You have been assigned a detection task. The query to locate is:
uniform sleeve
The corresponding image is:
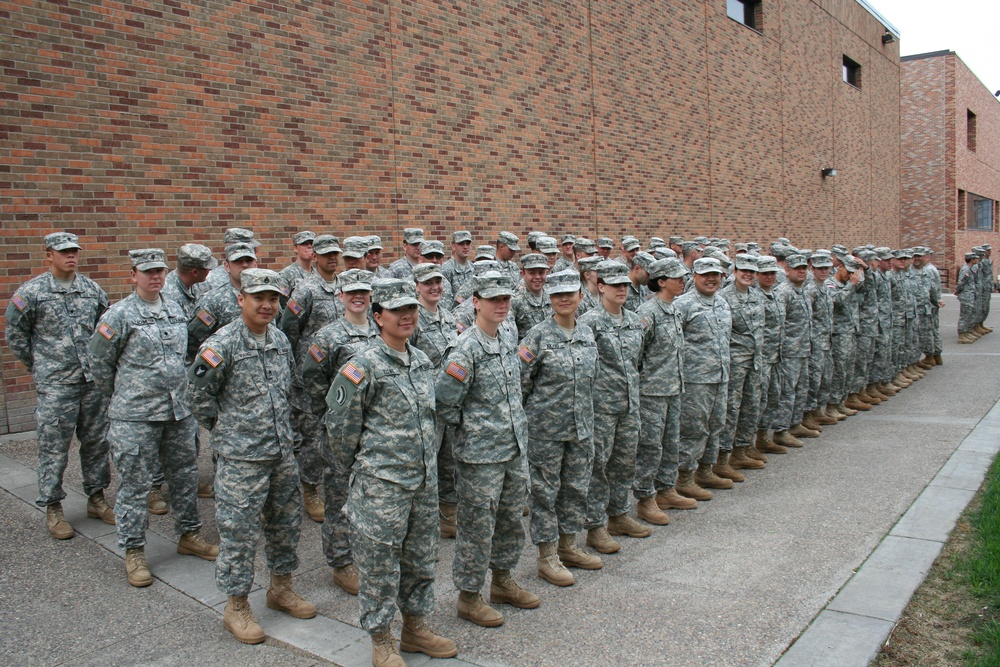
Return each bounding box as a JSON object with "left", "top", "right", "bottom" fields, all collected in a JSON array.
[
  {"left": 187, "top": 301, "right": 220, "bottom": 359},
  {"left": 279, "top": 288, "right": 310, "bottom": 351},
  {"left": 325, "top": 359, "right": 371, "bottom": 471},
  {"left": 4, "top": 291, "right": 35, "bottom": 371},
  {"left": 95, "top": 286, "right": 110, "bottom": 325},
  {"left": 518, "top": 331, "right": 539, "bottom": 402},
  {"left": 87, "top": 310, "right": 127, "bottom": 395},
  {"left": 435, "top": 344, "right": 473, "bottom": 425},
  {"left": 300, "top": 336, "right": 336, "bottom": 415},
  {"left": 186, "top": 340, "right": 229, "bottom": 431}
]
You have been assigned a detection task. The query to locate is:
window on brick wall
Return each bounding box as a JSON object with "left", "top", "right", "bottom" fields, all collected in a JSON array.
[
  {"left": 727, "top": 0, "right": 762, "bottom": 31},
  {"left": 968, "top": 192, "right": 994, "bottom": 231},
  {"left": 843, "top": 56, "right": 861, "bottom": 88},
  {"left": 968, "top": 109, "right": 977, "bottom": 152}
]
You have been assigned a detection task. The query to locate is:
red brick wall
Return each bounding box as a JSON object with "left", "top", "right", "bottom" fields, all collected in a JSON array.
[{"left": 0, "top": 0, "right": 901, "bottom": 433}]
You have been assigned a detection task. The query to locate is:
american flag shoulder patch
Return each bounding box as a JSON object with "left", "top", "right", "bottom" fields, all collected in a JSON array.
[
  {"left": 196, "top": 310, "right": 215, "bottom": 327},
  {"left": 445, "top": 361, "right": 468, "bottom": 382},
  {"left": 308, "top": 343, "right": 326, "bottom": 363},
  {"left": 518, "top": 345, "right": 535, "bottom": 363},
  {"left": 200, "top": 347, "right": 223, "bottom": 368},
  {"left": 11, "top": 293, "right": 27, "bottom": 311},
  {"left": 97, "top": 322, "right": 116, "bottom": 340},
  {"left": 341, "top": 363, "right": 365, "bottom": 385},
  {"left": 456, "top": 322, "right": 466, "bottom": 333},
  {"left": 287, "top": 300, "right": 303, "bottom": 316}
]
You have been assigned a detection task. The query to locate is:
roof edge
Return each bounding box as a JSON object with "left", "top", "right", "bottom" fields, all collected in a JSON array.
[
  {"left": 900, "top": 50, "right": 955, "bottom": 63},
  {"left": 855, "top": 0, "right": 900, "bottom": 37}
]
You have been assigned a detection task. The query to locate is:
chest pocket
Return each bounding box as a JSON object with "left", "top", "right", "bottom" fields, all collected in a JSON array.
[{"left": 574, "top": 340, "right": 598, "bottom": 381}]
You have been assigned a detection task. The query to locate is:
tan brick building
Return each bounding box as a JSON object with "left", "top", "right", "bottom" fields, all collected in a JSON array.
[
  {"left": 0, "top": 0, "right": 902, "bottom": 433},
  {"left": 900, "top": 50, "right": 1000, "bottom": 287}
]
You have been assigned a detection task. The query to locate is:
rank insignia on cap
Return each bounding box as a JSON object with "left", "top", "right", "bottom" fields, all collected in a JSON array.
[
  {"left": 518, "top": 345, "right": 535, "bottom": 363},
  {"left": 308, "top": 343, "right": 326, "bottom": 363},
  {"left": 196, "top": 310, "right": 215, "bottom": 327},
  {"left": 341, "top": 363, "right": 365, "bottom": 385},
  {"left": 201, "top": 347, "right": 223, "bottom": 368},
  {"left": 97, "top": 322, "right": 116, "bottom": 340},
  {"left": 11, "top": 294, "right": 27, "bottom": 311},
  {"left": 287, "top": 300, "right": 303, "bottom": 316},
  {"left": 445, "top": 361, "right": 468, "bottom": 382}
]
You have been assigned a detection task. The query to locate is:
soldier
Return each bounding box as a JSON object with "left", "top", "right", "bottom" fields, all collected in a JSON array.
[
  {"left": 519, "top": 269, "right": 600, "bottom": 585},
  {"left": 619, "top": 236, "right": 641, "bottom": 269},
  {"left": 956, "top": 251, "right": 980, "bottom": 343},
  {"left": 574, "top": 238, "right": 598, "bottom": 260},
  {"left": 188, "top": 268, "right": 316, "bottom": 645},
  {"left": 441, "top": 230, "right": 474, "bottom": 309},
  {"left": 577, "top": 256, "right": 603, "bottom": 315},
  {"left": 890, "top": 249, "right": 920, "bottom": 382},
  {"left": 579, "top": 261, "right": 649, "bottom": 549},
  {"left": 278, "top": 231, "right": 316, "bottom": 297},
  {"left": 771, "top": 254, "right": 813, "bottom": 448},
  {"left": 495, "top": 232, "right": 522, "bottom": 288},
  {"left": 512, "top": 253, "right": 552, "bottom": 339},
  {"left": 916, "top": 246, "right": 945, "bottom": 364},
  {"left": 624, "top": 251, "right": 654, "bottom": 312},
  {"left": 418, "top": 240, "right": 454, "bottom": 306},
  {"left": 326, "top": 278, "right": 457, "bottom": 666},
  {"left": 204, "top": 228, "right": 261, "bottom": 291},
  {"left": 668, "top": 236, "right": 684, "bottom": 256},
  {"left": 827, "top": 255, "right": 868, "bottom": 414},
  {"left": 536, "top": 235, "right": 561, "bottom": 269},
  {"left": 385, "top": 228, "right": 424, "bottom": 280},
  {"left": 436, "top": 271, "right": 539, "bottom": 627},
  {"left": 804, "top": 252, "right": 836, "bottom": 426},
  {"left": 852, "top": 249, "right": 886, "bottom": 403},
  {"left": 869, "top": 247, "right": 898, "bottom": 398},
  {"left": 754, "top": 256, "right": 788, "bottom": 456},
  {"left": 88, "top": 248, "right": 218, "bottom": 587},
  {"left": 553, "top": 234, "right": 576, "bottom": 272},
  {"left": 596, "top": 237, "right": 614, "bottom": 260},
  {"left": 5, "top": 231, "right": 113, "bottom": 539},
  {"left": 365, "top": 235, "right": 384, "bottom": 276},
  {"left": 979, "top": 244, "right": 994, "bottom": 334},
  {"left": 341, "top": 236, "right": 369, "bottom": 271},
  {"left": 187, "top": 242, "right": 258, "bottom": 359}
]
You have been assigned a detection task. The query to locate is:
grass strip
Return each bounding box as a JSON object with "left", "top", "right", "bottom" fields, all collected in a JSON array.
[{"left": 961, "top": 455, "right": 1000, "bottom": 666}]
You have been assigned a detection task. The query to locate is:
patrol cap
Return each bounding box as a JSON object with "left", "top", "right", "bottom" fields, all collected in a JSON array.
[
  {"left": 578, "top": 256, "right": 603, "bottom": 272},
  {"left": 693, "top": 236, "right": 709, "bottom": 244},
  {"left": 831, "top": 244, "right": 848, "bottom": 256},
  {"left": 622, "top": 236, "right": 641, "bottom": 251},
  {"left": 810, "top": 254, "right": 833, "bottom": 268},
  {"left": 681, "top": 241, "right": 701, "bottom": 253},
  {"left": 293, "top": 231, "right": 316, "bottom": 245},
  {"left": 474, "top": 245, "right": 496, "bottom": 260},
  {"left": 372, "top": 278, "right": 419, "bottom": 309},
  {"left": 668, "top": 236, "right": 685, "bottom": 246},
  {"left": 452, "top": 230, "right": 473, "bottom": 243},
  {"left": 597, "top": 237, "right": 615, "bottom": 249},
  {"left": 419, "top": 240, "right": 445, "bottom": 257},
  {"left": 472, "top": 259, "right": 504, "bottom": 274},
  {"left": 776, "top": 237, "right": 791, "bottom": 245},
  {"left": 897, "top": 248, "right": 914, "bottom": 258},
  {"left": 746, "top": 242, "right": 761, "bottom": 252},
  {"left": 341, "top": 236, "right": 369, "bottom": 258},
  {"left": 224, "top": 227, "right": 261, "bottom": 247},
  {"left": 734, "top": 254, "right": 758, "bottom": 272},
  {"left": 596, "top": 260, "right": 631, "bottom": 285},
  {"left": 561, "top": 234, "right": 576, "bottom": 245},
  {"left": 366, "top": 235, "right": 383, "bottom": 251},
  {"left": 785, "top": 254, "right": 808, "bottom": 268},
  {"left": 875, "top": 247, "right": 893, "bottom": 260},
  {"left": 177, "top": 243, "right": 217, "bottom": 270},
  {"left": 982, "top": 244, "right": 992, "bottom": 251},
  {"left": 412, "top": 262, "right": 444, "bottom": 283},
  {"left": 575, "top": 238, "right": 597, "bottom": 254},
  {"left": 770, "top": 244, "right": 791, "bottom": 259},
  {"left": 521, "top": 253, "right": 549, "bottom": 270},
  {"left": 734, "top": 243, "right": 749, "bottom": 253},
  {"left": 240, "top": 268, "right": 285, "bottom": 294},
  {"left": 756, "top": 256, "right": 779, "bottom": 273},
  {"left": 313, "top": 235, "right": 341, "bottom": 255},
  {"left": 857, "top": 249, "right": 877, "bottom": 263},
  {"left": 474, "top": 271, "right": 515, "bottom": 299},
  {"left": 692, "top": 257, "right": 723, "bottom": 274},
  {"left": 44, "top": 232, "right": 81, "bottom": 251},
  {"left": 648, "top": 237, "right": 666, "bottom": 249},
  {"left": 129, "top": 248, "right": 168, "bottom": 271},
  {"left": 536, "top": 236, "right": 560, "bottom": 254},
  {"left": 525, "top": 231, "right": 543, "bottom": 245},
  {"left": 966, "top": 251, "right": 979, "bottom": 261},
  {"left": 497, "top": 231, "right": 520, "bottom": 251},
  {"left": 648, "top": 257, "right": 689, "bottom": 281},
  {"left": 338, "top": 269, "right": 374, "bottom": 292},
  {"left": 225, "top": 242, "right": 257, "bottom": 262},
  {"left": 632, "top": 251, "right": 655, "bottom": 271},
  {"left": 842, "top": 255, "right": 860, "bottom": 271},
  {"left": 910, "top": 246, "right": 927, "bottom": 257},
  {"left": 403, "top": 228, "right": 424, "bottom": 245},
  {"left": 544, "top": 268, "right": 582, "bottom": 295},
  {"left": 652, "top": 247, "right": 678, "bottom": 259}
]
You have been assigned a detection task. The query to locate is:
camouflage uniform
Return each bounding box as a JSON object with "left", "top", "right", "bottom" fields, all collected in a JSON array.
[
  {"left": 187, "top": 317, "right": 302, "bottom": 597},
  {"left": 519, "top": 318, "right": 598, "bottom": 544},
  {"left": 326, "top": 337, "right": 439, "bottom": 635},
  {"left": 980, "top": 254, "right": 993, "bottom": 325},
  {"left": 187, "top": 282, "right": 242, "bottom": 359},
  {"left": 921, "top": 261, "right": 943, "bottom": 356},
  {"left": 806, "top": 274, "right": 833, "bottom": 412},
  {"left": 890, "top": 267, "right": 916, "bottom": 370},
  {"left": 436, "top": 324, "right": 528, "bottom": 593},
  {"left": 5, "top": 270, "right": 111, "bottom": 508},
  {"left": 756, "top": 280, "right": 786, "bottom": 430},
  {"left": 852, "top": 268, "right": 879, "bottom": 393},
  {"left": 512, "top": 290, "right": 552, "bottom": 341},
  {"left": 624, "top": 282, "right": 651, "bottom": 313},
  {"left": 161, "top": 270, "right": 200, "bottom": 320},
  {"left": 89, "top": 292, "right": 201, "bottom": 550},
  {"left": 904, "top": 268, "right": 924, "bottom": 365},
  {"left": 674, "top": 289, "right": 731, "bottom": 469},
  {"left": 872, "top": 266, "right": 895, "bottom": 384},
  {"left": 718, "top": 283, "right": 764, "bottom": 451},
  {"left": 384, "top": 256, "right": 419, "bottom": 280},
  {"left": 772, "top": 280, "right": 812, "bottom": 431},
  {"left": 278, "top": 262, "right": 312, "bottom": 300},
  {"left": 825, "top": 275, "right": 858, "bottom": 405},
  {"left": 956, "top": 263, "right": 977, "bottom": 335},
  {"left": 441, "top": 258, "right": 474, "bottom": 310}
]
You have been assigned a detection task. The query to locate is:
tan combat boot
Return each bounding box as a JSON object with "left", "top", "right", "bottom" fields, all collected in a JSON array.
[
  {"left": 457, "top": 591, "right": 504, "bottom": 627},
  {"left": 656, "top": 487, "right": 698, "bottom": 509},
  {"left": 837, "top": 403, "right": 858, "bottom": 417},
  {"left": 695, "top": 462, "right": 734, "bottom": 489},
  {"left": 607, "top": 512, "right": 654, "bottom": 537},
  {"left": 756, "top": 430, "right": 786, "bottom": 455},
  {"left": 333, "top": 563, "right": 359, "bottom": 595},
  {"left": 712, "top": 452, "right": 744, "bottom": 482},
  {"left": 789, "top": 423, "right": 820, "bottom": 438},
  {"left": 917, "top": 356, "right": 935, "bottom": 370},
  {"left": 197, "top": 481, "right": 214, "bottom": 498},
  {"left": 85, "top": 490, "right": 116, "bottom": 524},
  {"left": 439, "top": 502, "right": 457, "bottom": 539},
  {"left": 302, "top": 482, "right": 324, "bottom": 523},
  {"left": 772, "top": 430, "right": 804, "bottom": 448},
  {"left": 636, "top": 496, "right": 671, "bottom": 525},
  {"left": 825, "top": 404, "right": 847, "bottom": 421},
  {"left": 844, "top": 394, "right": 871, "bottom": 411},
  {"left": 557, "top": 533, "right": 603, "bottom": 570},
  {"left": 125, "top": 547, "right": 152, "bottom": 587},
  {"left": 223, "top": 595, "right": 265, "bottom": 644},
  {"left": 266, "top": 572, "right": 317, "bottom": 618},
  {"left": 862, "top": 385, "right": 883, "bottom": 404},
  {"left": 46, "top": 503, "right": 74, "bottom": 540},
  {"left": 371, "top": 630, "right": 405, "bottom": 667},
  {"left": 731, "top": 446, "right": 765, "bottom": 470},
  {"left": 402, "top": 615, "right": 459, "bottom": 656},
  {"left": 537, "top": 542, "right": 574, "bottom": 586},
  {"left": 747, "top": 434, "right": 769, "bottom": 462},
  {"left": 177, "top": 529, "right": 219, "bottom": 561},
  {"left": 958, "top": 333, "right": 975, "bottom": 344},
  {"left": 813, "top": 408, "right": 839, "bottom": 425},
  {"left": 934, "top": 354, "right": 943, "bottom": 365},
  {"left": 675, "top": 469, "right": 713, "bottom": 500},
  {"left": 490, "top": 569, "right": 541, "bottom": 609},
  {"left": 586, "top": 526, "right": 622, "bottom": 553},
  {"left": 147, "top": 485, "right": 168, "bottom": 515},
  {"left": 800, "top": 411, "right": 823, "bottom": 432},
  {"left": 877, "top": 383, "right": 898, "bottom": 397}
]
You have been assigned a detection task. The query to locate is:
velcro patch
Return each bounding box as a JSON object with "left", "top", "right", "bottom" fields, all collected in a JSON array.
[
  {"left": 287, "top": 300, "right": 303, "bottom": 316},
  {"left": 445, "top": 361, "right": 468, "bottom": 382},
  {"left": 11, "top": 294, "right": 27, "bottom": 311},
  {"left": 97, "top": 322, "right": 116, "bottom": 340},
  {"left": 201, "top": 347, "right": 223, "bottom": 368},
  {"left": 518, "top": 345, "right": 535, "bottom": 363},
  {"left": 196, "top": 310, "right": 215, "bottom": 327},
  {"left": 341, "top": 363, "right": 364, "bottom": 385},
  {"left": 308, "top": 343, "right": 326, "bottom": 363}
]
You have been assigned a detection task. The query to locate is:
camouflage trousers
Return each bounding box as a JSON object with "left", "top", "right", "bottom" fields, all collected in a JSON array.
[
  {"left": 34, "top": 381, "right": 111, "bottom": 507},
  {"left": 829, "top": 333, "right": 857, "bottom": 404},
  {"left": 872, "top": 324, "right": 894, "bottom": 383},
  {"left": 346, "top": 474, "right": 437, "bottom": 634},
  {"left": 436, "top": 420, "right": 458, "bottom": 505},
  {"left": 108, "top": 416, "right": 201, "bottom": 550},
  {"left": 958, "top": 297, "right": 977, "bottom": 334},
  {"left": 586, "top": 408, "right": 639, "bottom": 527},
  {"left": 453, "top": 456, "right": 528, "bottom": 592},
  {"left": 923, "top": 308, "right": 942, "bottom": 355},
  {"left": 292, "top": 406, "right": 324, "bottom": 486},
  {"left": 852, "top": 334, "right": 876, "bottom": 393},
  {"left": 215, "top": 452, "right": 302, "bottom": 596},
  {"left": 678, "top": 382, "right": 727, "bottom": 471},
  {"left": 983, "top": 287, "right": 992, "bottom": 322},
  {"left": 773, "top": 356, "right": 810, "bottom": 431},
  {"left": 527, "top": 436, "right": 595, "bottom": 544},
  {"left": 633, "top": 394, "right": 681, "bottom": 500},
  {"left": 891, "top": 321, "right": 907, "bottom": 371},
  {"left": 807, "top": 347, "right": 832, "bottom": 411},
  {"left": 320, "top": 439, "right": 352, "bottom": 569},
  {"left": 722, "top": 360, "right": 762, "bottom": 451},
  {"left": 757, "top": 359, "right": 782, "bottom": 430},
  {"left": 908, "top": 313, "right": 923, "bottom": 364}
]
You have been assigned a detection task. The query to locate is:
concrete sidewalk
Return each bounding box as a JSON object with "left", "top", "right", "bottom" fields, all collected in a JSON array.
[{"left": 1, "top": 295, "right": 997, "bottom": 667}]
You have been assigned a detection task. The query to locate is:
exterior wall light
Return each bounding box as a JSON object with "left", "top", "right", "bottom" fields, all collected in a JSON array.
[{"left": 822, "top": 168, "right": 837, "bottom": 178}]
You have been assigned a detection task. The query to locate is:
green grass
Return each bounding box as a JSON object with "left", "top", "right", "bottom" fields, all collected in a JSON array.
[{"left": 960, "top": 456, "right": 1000, "bottom": 666}]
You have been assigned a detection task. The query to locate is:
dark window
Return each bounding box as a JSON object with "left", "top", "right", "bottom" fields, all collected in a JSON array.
[
  {"left": 843, "top": 56, "right": 861, "bottom": 88},
  {"left": 727, "top": 0, "right": 762, "bottom": 31},
  {"left": 968, "top": 192, "right": 994, "bottom": 231},
  {"left": 968, "top": 109, "right": 977, "bottom": 152}
]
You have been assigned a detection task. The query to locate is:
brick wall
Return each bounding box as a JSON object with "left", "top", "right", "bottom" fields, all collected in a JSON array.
[{"left": 0, "top": 0, "right": 901, "bottom": 433}]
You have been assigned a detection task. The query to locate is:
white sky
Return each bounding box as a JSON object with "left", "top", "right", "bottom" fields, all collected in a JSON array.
[{"left": 868, "top": 0, "right": 1000, "bottom": 94}]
